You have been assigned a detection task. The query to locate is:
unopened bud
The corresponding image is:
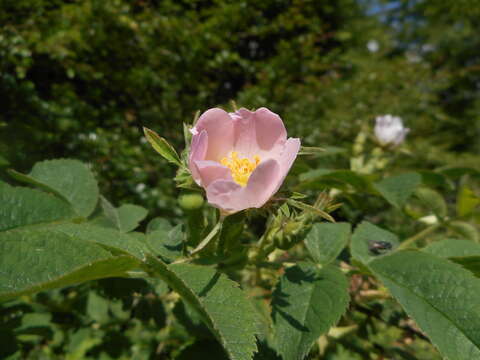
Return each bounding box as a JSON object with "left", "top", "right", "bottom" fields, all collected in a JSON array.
[{"left": 178, "top": 193, "right": 204, "bottom": 210}]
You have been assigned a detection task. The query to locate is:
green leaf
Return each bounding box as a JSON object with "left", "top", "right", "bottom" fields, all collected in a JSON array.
[
  {"left": 287, "top": 199, "right": 335, "bottom": 222},
  {"left": 146, "top": 217, "right": 172, "bottom": 234},
  {"left": 305, "top": 222, "right": 351, "bottom": 265},
  {"left": 147, "top": 224, "right": 184, "bottom": 262},
  {"left": 0, "top": 180, "right": 11, "bottom": 189},
  {"left": 449, "top": 221, "right": 479, "bottom": 242},
  {"left": 449, "top": 256, "right": 480, "bottom": 278},
  {"left": 116, "top": 204, "right": 148, "bottom": 232},
  {"left": 423, "top": 239, "right": 480, "bottom": 277},
  {"left": 9, "top": 159, "right": 99, "bottom": 217},
  {"left": 298, "top": 146, "right": 345, "bottom": 157},
  {"left": 0, "top": 185, "right": 75, "bottom": 232},
  {"left": 88, "top": 198, "right": 147, "bottom": 232},
  {"left": 441, "top": 167, "right": 480, "bottom": 180},
  {"left": 86, "top": 291, "right": 110, "bottom": 323},
  {"left": 299, "top": 169, "right": 371, "bottom": 191},
  {"left": 0, "top": 229, "right": 139, "bottom": 301},
  {"left": 423, "top": 238, "right": 480, "bottom": 258},
  {"left": 457, "top": 186, "right": 480, "bottom": 217},
  {"left": 413, "top": 187, "right": 448, "bottom": 218},
  {"left": 369, "top": 250, "right": 480, "bottom": 360},
  {"left": 145, "top": 255, "right": 258, "bottom": 360},
  {"left": 143, "top": 127, "right": 182, "bottom": 166},
  {"left": 66, "top": 328, "right": 102, "bottom": 360},
  {"left": 173, "top": 300, "right": 212, "bottom": 339},
  {"left": 418, "top": 170, "right": 451, "bottom": 190},
  {"left": 299, "top": 169, "right": 332, "bottom": 182},
  {"left": 88, "top": 196, "right": 120, "bottom": 229},
  {"left": 53, "top": 223, "right": 148, "bottom": 260},
  {"left": 374, "top": 172, "right": 422, "bottom": 209},
  {"left": 351, "top": 221, "right": 399, "bottom": 264},
  {"left": 272, "top": 263, "right": 349, "bottom": 360}
]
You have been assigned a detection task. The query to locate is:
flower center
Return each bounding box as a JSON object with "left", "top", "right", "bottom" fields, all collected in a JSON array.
[{"left": 221, "top": 151, "right": 261, "bottom": 187}]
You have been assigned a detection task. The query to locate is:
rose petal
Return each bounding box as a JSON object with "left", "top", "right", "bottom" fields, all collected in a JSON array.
[
  {"left": 204, "top": 159, "right": 281, "bottom": 213},
  {"left": 188, "top": 130, "right": 208, "bottom": 184},
  {"left": 192, "top": 107, "right": 299, "bottom": 214},
  {"left": 194, "top": 160, "right": 232, "bottom": 188},
  {"left": 244, "top": 159, "right": 282, "bottom": 208},
  {"left": 205, "top": 180, "right": 244, "bottom": 213},
  {"left": 277, "top": 138, "right": 301, "bottom": 173},
  {"left": 231, "top": 108, "right": 287, "bottom": 159},
  {"left": 194, "top": 108, "right": 235, "bottom": 161},
  {"left": 253, "top": 107, "right": 287, "bottom": 152},
  {"left": 393, "top": 128, "right": 410, "bottom": 146}
]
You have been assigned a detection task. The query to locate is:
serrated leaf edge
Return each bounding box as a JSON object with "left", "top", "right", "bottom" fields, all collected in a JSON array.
[{"left": 145, "top": 255, "right": 258, "bottom": 360}]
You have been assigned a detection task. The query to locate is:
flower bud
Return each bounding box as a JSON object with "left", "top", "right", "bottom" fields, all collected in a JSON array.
[
  {"left": 272, "top": 216, "right": 307, "bottom": 250},
  {"left": 374, "top": 115, "right": 409, "bottom": 147},
  {"left": 178, "top": 193, "right": 204, "bottom": 210}
]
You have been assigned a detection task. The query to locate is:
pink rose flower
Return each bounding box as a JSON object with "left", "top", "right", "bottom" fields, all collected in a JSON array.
[{"left": 189, "top": 107, "right": 301, "bottom": 214}]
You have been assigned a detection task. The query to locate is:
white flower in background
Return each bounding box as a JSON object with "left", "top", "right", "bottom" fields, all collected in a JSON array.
[
  {"left": 367, "top": 40, "right": 379, "bottom": 53},
  {"left": 374, "top": 115, "right": 410, "bottom": 147},
  {"left": 88, "top": 133, "right": 98, "bottom": 141},
  {"left": 135, "top": 183, "right": 146, "bottom": 193}
]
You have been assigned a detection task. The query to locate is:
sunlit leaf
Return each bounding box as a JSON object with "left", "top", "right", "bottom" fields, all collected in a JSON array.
[
  {"left": 374, "top": 172, "right": 422, "bottom": 209},
  {"left": 143, "top": 127, "right": 182, "bottom": 166},
  {"left": 305, "top": 222, "right": 351, "bottom": 265},
  {"left": 369, "top": 251, "right": 480, "bottom": 360},
  {"left": 9, "top": 159, "right": 99, "bottom": 217},
  {"left": 272, "top": 263, "right": 349, "bottom": 360},
  {"left": 0, "top": 229, "right": 139, "bottom": 301},
  {"left": 145, "top": 255, "right": 258, "bottom": 360}
]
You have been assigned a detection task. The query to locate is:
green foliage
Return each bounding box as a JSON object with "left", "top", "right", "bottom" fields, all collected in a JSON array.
[
  {"left": 369, "top": 251, "right": 480, "bottom": 360},
  {"left": 116, "top": 204, "right": 148, "bottom": 233},
  {"left": 1, "top": 0, "right": 480, "bottom": 359},
  {"left": 272, "top": 263, "right": 350, "bottom": 360},
  {"left": 9, "top": 159, "right": 99, "bottom": 217},
  {"left": 305, "top": 222, "right": 351, "bottom": 265},
  {"left": 147, "top": 224, "right": 184, "bottom": 262},
  {"left": 143, "top": 127, "right": 182, "bottom": 167},
  {"left": 423, "top": 238, "right": 480, "bottom": 258},
  {"left": 412, "top": 187, "right": 448, "bottom": 219},
  {"left": 0, "top": 184, "right": 75, "bottom": 231},
  {"left": 0, "top": 229, "right": 137, "bottom": 301},
  {"left": 146, "top": 256, "right": 259, "bottom": 360},
  {"left": 351, "top": 221, "right": 399, "bottom": 264},
  {"left": 374, "top": 173, "right": 422, "bottom": 209}
]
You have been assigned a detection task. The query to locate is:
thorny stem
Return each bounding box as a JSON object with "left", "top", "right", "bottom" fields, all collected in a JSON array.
[{"left": 397, "top": 224, "right": 441, "bottom": 250}]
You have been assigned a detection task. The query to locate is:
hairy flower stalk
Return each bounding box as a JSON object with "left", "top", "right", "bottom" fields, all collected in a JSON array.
[{"left": 188, "top": 107, "right": 300, "bottom": 214}]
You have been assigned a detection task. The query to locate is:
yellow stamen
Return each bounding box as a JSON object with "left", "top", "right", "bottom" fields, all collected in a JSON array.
[{"left": 221, "top": 151, "right": 261, "bottom": 187}]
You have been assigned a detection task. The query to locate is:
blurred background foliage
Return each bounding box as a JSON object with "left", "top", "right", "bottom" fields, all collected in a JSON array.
[
  {"left": 1, "top": 0, "right": 479, "bottom": 359},
  {"left": 2, "top": 0, "right": 479, "bottom": 218}
]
